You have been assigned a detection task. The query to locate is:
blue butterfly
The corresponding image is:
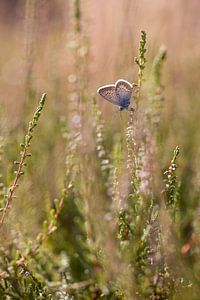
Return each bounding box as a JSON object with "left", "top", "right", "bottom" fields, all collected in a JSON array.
[{"left": 97, "top": 79, "right": 135, "bottom": 110}]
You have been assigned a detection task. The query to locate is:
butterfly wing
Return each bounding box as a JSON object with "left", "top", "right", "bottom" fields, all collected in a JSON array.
[
  {"left": 97, "top": 85, "right": 120, "bottom": 106},
  {"left": 115, "top": 79, "right": 133, "bottom": 109}
]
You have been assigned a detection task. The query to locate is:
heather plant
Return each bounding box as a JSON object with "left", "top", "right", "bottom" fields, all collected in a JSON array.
[
  {"left": 0, "top": 2, "right": 200, "bottom": 300},
  {"left": 0, "top": 93, "right": 46, "bottom": 226}
]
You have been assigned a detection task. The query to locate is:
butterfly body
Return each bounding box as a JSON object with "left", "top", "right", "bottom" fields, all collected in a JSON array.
[{"left": 97, "top": 79, "right": 134, "bottom": 110}]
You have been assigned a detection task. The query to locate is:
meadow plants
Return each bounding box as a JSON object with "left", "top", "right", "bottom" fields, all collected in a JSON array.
[{"left": 0, "top": 3, "right": 200, "bottom": 300}]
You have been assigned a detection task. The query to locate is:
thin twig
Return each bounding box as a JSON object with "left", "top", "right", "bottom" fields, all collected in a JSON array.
[{"left": 0, "top": 93, "right": 46, "bottom": 226}]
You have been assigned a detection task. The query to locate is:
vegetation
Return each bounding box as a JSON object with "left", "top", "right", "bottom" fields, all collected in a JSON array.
[{"left": 0, "top": 1, "right": 200, "bottom": 299}]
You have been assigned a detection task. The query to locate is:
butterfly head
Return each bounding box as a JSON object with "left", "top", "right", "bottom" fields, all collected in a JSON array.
[{"left": 119, "top": 107, "right": 125, "bottom": 111}]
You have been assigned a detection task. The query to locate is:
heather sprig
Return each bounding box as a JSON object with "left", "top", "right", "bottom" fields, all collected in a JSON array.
[
  {"left": 72, "top": 0, "right": 81, "bottom": 33},
  {"left": 0, "top": 93, "right": 46, "bottom": 226},
  {"left": 164, "top": 146, "right": 180, "bottom": 209},
  {"left": 126, "top": 110, "right": 139, "bottom": 185},
  {"left": 148, "top": 46, "right": 167, "bottom": 130},
  {"left": 111, "top": 138, "right": 123, "bottom": 210},
  {"left": 125, "top": 30, "right": 147, "bottom": 191},
  {"left": 0, "top": 243, "right": 51, "bottom": 298},
  {"left": 135, "top": 30, "right": 147, "bottom": 92},
  {"left": 20, "top": 195, "right": 64, "bottom": 261},
  {"left": 92, "top": 97, "right": 112, "bottom": 185},
  {"left": 152, "top": 46, "right": 167, "bottom": 87}
]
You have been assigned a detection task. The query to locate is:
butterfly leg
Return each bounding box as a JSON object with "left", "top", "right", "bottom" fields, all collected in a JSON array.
[{"left": 128, "top": 107, "right": 135, "bottom": 112}]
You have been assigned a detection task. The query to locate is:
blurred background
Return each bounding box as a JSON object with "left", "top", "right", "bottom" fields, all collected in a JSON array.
[{"left": 0, "top": 0, "right": 200, "bottom": 235}]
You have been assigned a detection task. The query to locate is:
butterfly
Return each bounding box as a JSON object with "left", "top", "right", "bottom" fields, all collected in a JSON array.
[{"left": 97, "top": 79, "right": 136, "bottom": 111}]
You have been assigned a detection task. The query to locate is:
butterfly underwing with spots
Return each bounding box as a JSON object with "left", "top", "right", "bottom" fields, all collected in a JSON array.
[{"left": 97, "top": 79, "right": 135, "bottom": 110}]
